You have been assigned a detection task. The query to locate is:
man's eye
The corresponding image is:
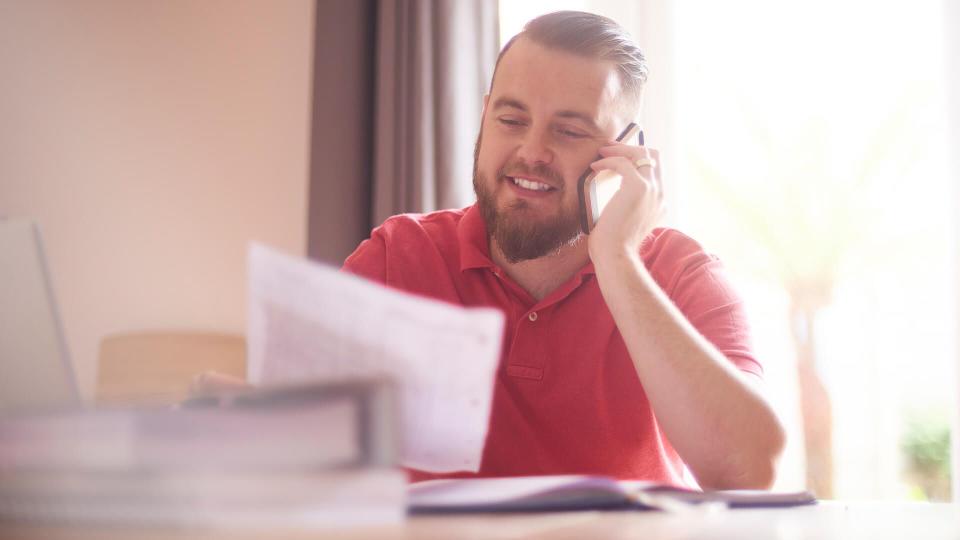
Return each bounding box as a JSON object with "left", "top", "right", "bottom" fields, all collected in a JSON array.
[
  {"left": 498, "top": 118, "right": 525, "bottom": 127},
  {"left": 557, "top": 127, "right": 587, "bottom": 139}
]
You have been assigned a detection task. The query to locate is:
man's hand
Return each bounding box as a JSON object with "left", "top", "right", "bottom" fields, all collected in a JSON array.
[{"left": 586, "top": 141, "right": 663, "bottom": 263}]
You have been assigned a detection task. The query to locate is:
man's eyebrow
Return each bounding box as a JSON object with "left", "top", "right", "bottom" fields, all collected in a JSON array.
[
  {"left": 491, "top": 97, "right": 528, "bottom": 112},
  {"left": 555, "top": 110, "right": 601, "bottom": 132}
]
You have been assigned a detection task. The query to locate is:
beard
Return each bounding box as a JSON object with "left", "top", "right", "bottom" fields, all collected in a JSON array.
[{"left": 472, "top": 132, "right": 583, "bottom": 263}]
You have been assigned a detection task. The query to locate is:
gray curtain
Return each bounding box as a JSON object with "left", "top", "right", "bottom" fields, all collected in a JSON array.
[
  {"left": 371, "top": 0, "right": 498, "bottom": 226},
  {"left": 308, "top": 0, "right": 498, "bottom": 264},
  {"left": 308, "top": 0, "right": 378, "bottom": 265}
]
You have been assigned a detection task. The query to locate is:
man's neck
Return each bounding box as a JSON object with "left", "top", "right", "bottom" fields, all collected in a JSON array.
[{"left": 490, "top": 237, "right": 591, "bottom": 301}]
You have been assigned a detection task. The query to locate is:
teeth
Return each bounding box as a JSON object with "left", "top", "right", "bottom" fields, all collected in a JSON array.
[{"left": 512, "top": 177, "right": 552, "bottom": 191}]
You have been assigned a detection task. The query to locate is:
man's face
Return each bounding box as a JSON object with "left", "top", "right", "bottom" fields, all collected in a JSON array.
[{"left": 474, "top": 37, "right": 629, "bottom": 263}]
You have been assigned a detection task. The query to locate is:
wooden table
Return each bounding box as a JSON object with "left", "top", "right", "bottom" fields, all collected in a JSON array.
[{"left": 3, "top": 502, "right": 960, "bottom": 539}]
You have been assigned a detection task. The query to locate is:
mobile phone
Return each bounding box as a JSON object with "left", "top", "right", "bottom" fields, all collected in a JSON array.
[{"left": 577, "top": 123, "right": 643, "bottom": 234}]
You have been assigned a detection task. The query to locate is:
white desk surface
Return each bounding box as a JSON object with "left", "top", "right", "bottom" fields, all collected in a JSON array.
[{"left": 3, "top": 501, "right": 959, "bottom": 540}]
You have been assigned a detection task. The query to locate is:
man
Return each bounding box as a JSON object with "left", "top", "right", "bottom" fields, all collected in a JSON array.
[{"left": 342, "top": 11, "right": 785, "bottom": 489}]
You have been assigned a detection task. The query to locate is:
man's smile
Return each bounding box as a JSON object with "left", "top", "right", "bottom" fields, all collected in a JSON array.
[{"left": 502, "top": 174, "right": 561, "bottom": 199}]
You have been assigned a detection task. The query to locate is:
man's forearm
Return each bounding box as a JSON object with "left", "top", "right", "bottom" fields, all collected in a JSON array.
[{"left": 593, "top": 250, "right": 786, "bottom": 490}]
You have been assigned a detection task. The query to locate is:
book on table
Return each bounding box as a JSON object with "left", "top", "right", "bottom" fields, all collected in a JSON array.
[
  {"left": 408, "top": 475, "right": 817, "bottom": 513},
  {"left": 0, "top": 379, "right": 406, "bottom": 529}
]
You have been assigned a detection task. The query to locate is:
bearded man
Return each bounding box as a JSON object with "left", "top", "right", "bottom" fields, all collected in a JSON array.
[{"left": 343, "top": 11, "right": 785, "bottom": 490}]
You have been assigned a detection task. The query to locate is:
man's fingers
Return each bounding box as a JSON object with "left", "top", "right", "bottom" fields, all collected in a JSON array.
[
  {"left": 597, "top": 143, "right": 656, "bottom": 161},
  {"left": 648, "top": 148, "right": 663, "bottom": 194},
  {"left": 590, "top": 156, "right": 659, "bottom": 194}
]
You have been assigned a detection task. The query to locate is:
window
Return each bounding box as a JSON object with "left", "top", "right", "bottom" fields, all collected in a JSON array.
[{"left": 500, "top": 0, "right": 956, "bottom": 500}]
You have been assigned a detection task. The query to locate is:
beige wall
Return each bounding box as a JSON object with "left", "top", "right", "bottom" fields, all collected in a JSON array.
[{"left": 0, "top": 1, "right": 314, "bottom": 399}]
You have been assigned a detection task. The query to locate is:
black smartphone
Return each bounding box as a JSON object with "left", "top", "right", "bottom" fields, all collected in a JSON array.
[{"left": 577, "top": 123, "right": 643, "bottom": 234}]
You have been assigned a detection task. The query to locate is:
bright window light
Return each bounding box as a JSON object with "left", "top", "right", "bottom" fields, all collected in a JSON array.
[{"left": 499, "top": 0, "right": 955, "bottom": 500}]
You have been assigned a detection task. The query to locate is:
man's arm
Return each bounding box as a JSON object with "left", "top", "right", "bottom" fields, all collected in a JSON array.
[
  {"left": 593, "top": 250, "right": 785, "bottom": 489},
  {"left": 587, "top": 144, "right": 786, "bottom": 490}
]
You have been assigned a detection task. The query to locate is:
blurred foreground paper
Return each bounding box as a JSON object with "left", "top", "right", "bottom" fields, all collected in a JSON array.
[{"left": 247, "top": 244, "right": 504, "bottom": 473}]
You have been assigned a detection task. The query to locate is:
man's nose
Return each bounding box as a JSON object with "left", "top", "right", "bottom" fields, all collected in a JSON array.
[{"left": 515, "top": 127, "right": 554, "bottom": 166}]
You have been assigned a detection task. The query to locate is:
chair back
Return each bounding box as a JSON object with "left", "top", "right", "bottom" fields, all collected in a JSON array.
[{"left": 96, "top": 331, "right": 245, "bottom": 406}]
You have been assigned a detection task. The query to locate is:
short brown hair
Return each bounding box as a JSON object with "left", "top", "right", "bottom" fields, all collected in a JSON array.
[{"left": 492, "top": 11, "right": 649, "bottom": 114}]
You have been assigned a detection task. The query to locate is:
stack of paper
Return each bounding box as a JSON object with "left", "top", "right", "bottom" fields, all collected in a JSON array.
[{"left": 0, "top": 380, "right": 405, "bottom": 529}]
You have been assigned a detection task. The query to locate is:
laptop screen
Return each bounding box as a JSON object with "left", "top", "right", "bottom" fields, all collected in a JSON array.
[{"left": 0, "top": 219, "right": 81, "bottom": 413}]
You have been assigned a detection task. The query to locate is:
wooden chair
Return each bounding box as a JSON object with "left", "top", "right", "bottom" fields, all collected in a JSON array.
[{"left": 96, "top": 331, "right": 246, "bottom": 406}]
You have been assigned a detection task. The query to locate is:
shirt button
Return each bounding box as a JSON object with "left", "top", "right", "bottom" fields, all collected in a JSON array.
[{"left": 528, "top": 312, "right": 538, "bottom": 322}]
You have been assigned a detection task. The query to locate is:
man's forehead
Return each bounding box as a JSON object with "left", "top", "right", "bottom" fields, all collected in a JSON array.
[{"left": 490, "top": 38, "right": 624, "bottom": 129}]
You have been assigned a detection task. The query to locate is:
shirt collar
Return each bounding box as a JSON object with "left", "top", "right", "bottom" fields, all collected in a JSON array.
[{"left": 458, "top": 204, "right": 496, "bottom": 272}]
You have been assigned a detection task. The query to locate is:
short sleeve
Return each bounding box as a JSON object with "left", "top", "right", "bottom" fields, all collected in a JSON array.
[
  {"left": 644, "top": 230, "right": 762, "bottom": 378},
  {"left": 341, "top": 228, "right": 388, "bottom": 284}
]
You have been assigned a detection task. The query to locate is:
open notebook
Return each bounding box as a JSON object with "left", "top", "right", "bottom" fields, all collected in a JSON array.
[{"left": 408, "top": 475, "right": 816, "bottom": 513}]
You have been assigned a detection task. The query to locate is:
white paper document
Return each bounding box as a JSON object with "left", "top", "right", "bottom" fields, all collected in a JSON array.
[{"left": 247, "top": 244, "right": 504, "bottom": 473}]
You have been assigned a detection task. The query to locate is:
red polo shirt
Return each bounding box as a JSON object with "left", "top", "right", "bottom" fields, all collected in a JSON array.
[{"left": 343, "top": 204, "right": 761, "bottom": 486}]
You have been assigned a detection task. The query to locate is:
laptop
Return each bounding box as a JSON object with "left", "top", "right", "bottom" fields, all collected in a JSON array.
[{"left": 0, "top": 218, "right": 82, "bottom": 412}]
